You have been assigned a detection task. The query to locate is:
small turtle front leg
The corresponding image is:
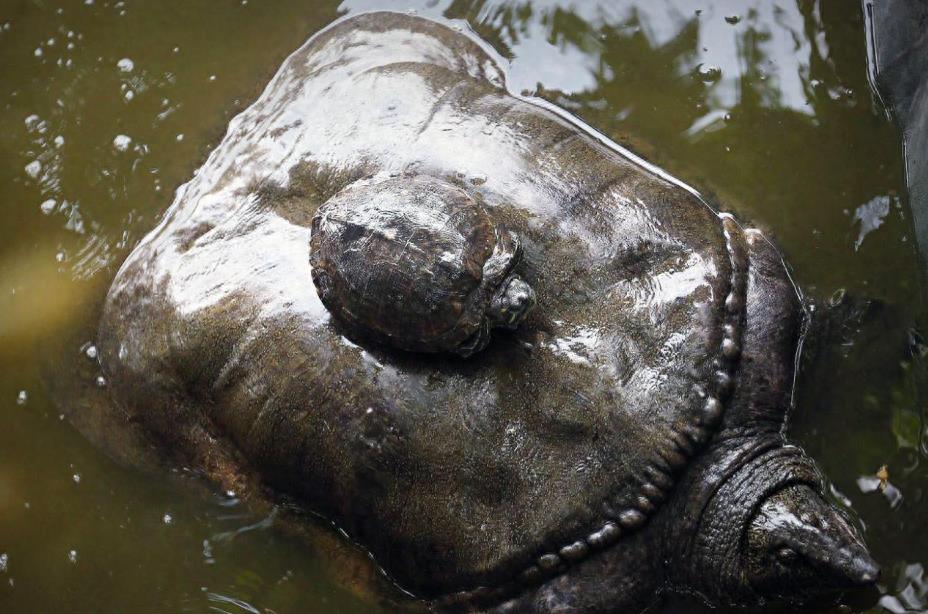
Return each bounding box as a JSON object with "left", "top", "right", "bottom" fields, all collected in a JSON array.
[{"left": 453, "top": 320, "right": 492, "bottom": 358}]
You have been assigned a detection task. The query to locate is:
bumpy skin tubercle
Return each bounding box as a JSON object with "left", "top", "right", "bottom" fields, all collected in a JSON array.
[{"left": 95, "top": 11, "right": 877, "bottom": 613}]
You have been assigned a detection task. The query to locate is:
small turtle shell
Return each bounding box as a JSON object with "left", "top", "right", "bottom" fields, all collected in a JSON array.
[{"left": 309, "top": 175, "right": 521, "bottom": 355}]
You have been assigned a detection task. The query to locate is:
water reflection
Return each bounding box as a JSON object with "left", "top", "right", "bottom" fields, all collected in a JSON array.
[
  {"left": 344, "top": 0, "right": 839, "bottom": 115},
  {"left": 854, "top": 195, "right": 895, "bottom": 251},
  {"left": 880, "top": 563, "right": 928, "bottom": 614},
  {"left": 0, "top": 0, "right": 925, "bottom": 613}
]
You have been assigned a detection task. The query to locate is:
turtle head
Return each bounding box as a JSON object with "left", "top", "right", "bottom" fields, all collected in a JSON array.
[
  {"left": 487, "top": 274, "right": 535, "bottom": 329},
  {"left": 745, "top": 483, "right": 880, "bottom": 600},
  {"left": 684, "top": 448, "right": 878, "bottom": 608}
]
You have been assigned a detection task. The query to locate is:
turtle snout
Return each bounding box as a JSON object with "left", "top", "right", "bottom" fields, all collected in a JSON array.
[
  {"left": 845, "top": 550, "right": 880, "bottom": 586},
  {"left": 504, "top": 277, "right": 536, "bottom": 326},
  {"left": 488, "top": 275, "right": 536, "bottom": 329},
  {"left": 510, "top": 279, "right": 533, "bottom": 307}
]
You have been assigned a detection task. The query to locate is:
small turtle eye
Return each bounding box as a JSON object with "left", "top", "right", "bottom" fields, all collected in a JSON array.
[{"left": 775, "top": 547, "right": 798, "bottom": 564}]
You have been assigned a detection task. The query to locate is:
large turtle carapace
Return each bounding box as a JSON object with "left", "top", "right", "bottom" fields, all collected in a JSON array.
[{"left": 94, "top": 11, "right": 878, "bottom": 613}]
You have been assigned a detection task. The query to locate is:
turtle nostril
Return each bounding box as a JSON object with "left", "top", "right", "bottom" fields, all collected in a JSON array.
[
  {"left": 849, "top": 554, "right": 881, "bottom": 585},
  {"left": 859, "top": 563, "right": 880, "bottom": 584}
]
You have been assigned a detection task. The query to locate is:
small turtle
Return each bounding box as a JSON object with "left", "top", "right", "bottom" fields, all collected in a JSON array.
[{"left": 309, "top": 175, "right": 535, "bottom": 356}]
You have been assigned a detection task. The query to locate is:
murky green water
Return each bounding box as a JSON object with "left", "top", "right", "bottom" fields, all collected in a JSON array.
[{"left": 1, "top": 1, "right": 925, "bottom": 612}]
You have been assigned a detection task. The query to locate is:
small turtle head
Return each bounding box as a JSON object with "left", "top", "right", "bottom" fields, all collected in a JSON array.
[
  {"left": 487, "top": 274, "right": 535, "bottom": 329},
  {"left": 745, "top": 483, "right": 879, "bottom": 600}
]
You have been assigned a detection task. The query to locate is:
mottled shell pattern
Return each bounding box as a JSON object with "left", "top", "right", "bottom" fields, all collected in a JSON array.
[{"left": 309, "top": 174, "right": 522, "bottom": 356}]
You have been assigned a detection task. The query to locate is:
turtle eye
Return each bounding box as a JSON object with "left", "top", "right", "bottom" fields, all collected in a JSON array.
[{"left": 775, "top": 546, "right": 798, "bottom": 565}]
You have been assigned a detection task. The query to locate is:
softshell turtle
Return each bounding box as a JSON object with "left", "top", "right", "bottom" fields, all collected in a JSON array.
[
  {"left": 309, "top": 174, "right": 535, "bottom": 356},
  {"left": 93, "top": 11, "right": 879, "bottom": 613}
]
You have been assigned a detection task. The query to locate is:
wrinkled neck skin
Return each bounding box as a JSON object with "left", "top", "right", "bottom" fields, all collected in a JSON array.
[
  {"left": 658, "top": 431, "right": 877, "bottom": 610},
  {"left": 659, "top": 431, "right": 798, "bottom": 604}
]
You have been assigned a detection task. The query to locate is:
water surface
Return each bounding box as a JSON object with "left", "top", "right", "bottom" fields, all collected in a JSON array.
[{"left": 1, "top": 1, "right": 925, "bottom": 612}]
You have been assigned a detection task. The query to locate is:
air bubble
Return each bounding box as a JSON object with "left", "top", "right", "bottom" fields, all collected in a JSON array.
[
  {"left": 696, "top": 64, "right": 722, "bottom": 83},
  {"left": 113, "top": 134, "right": 131, "bottom": 151},
  {"left": 24, "top": 160, "right": 42, "bottom": 178},
  {"left": 202, "top": 539, "right": 214, "bottom": 563}
]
